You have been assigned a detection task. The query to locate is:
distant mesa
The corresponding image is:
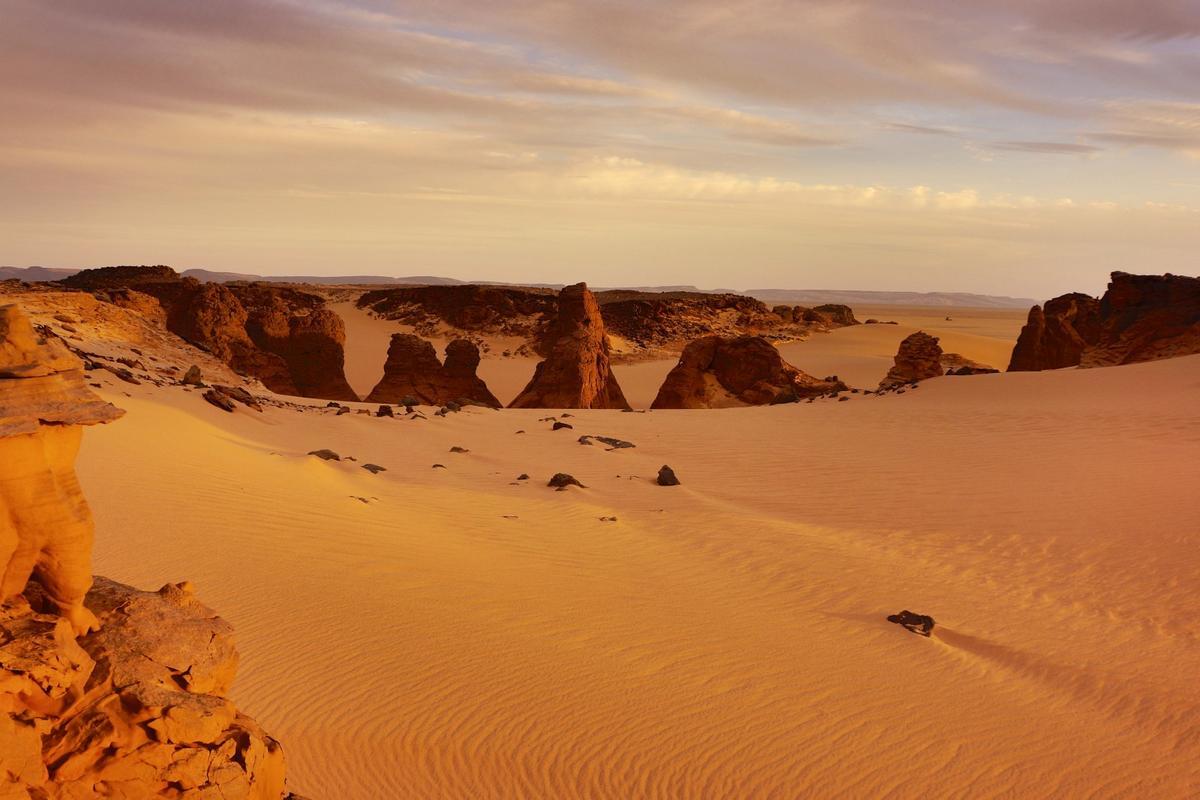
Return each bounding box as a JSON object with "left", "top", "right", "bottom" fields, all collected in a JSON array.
[
  {"left": 366, "top": 334, "right": 501, "bottom": 408},
  {"left": 509, "top": 283, "right": 631, "bottom": 410},
  {"left": 651, "top": 334, "right": 847, "bottom": 409},
  {"left": 880, "top": 331, "right": 943, "bottom": 389},
  {"left": 1008, "top": 272, "right": 1200, "bottom": 371},
  {"left": 61, "top": 265, "right": 357, "bottom": 401}
]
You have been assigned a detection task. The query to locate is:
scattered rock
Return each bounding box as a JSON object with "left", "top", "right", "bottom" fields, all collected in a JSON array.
[
  {"left": 202, "top": 387, "right": 237, "bottom": 412},
  {"left": 578, "top": 435, "right": 635, "bottom": 449},
  {"left": 599, "top": 516, "right": 618, "bottom": 522},
  {"left": 657, "top": 465, "right": 680, "bottom": 486},
  {"left": 548, "top": 472, "right": 585, "bottom": 489},
  {"left": 337, "top": 406, "right": 351, "bottom": 415},
  {"left": 180, "top": 364, "right": 205, "bottom": 386},
  {"left": 449, "top": 446, "right": 469, "bottom": 453},
  {"left": 432, "top": 463, "right": 446, "bottom": 469},
  {"left": 376, "top": 404, "right": 394, "bottom": 417},
  {"left": 887, "top": 610, "right": 936, "bottom": 637},
  {"left": 308, "top": 449, "right": 341, "bottom": 461},
  {"left": 516, "top": 473, "right": 529, "bottom": 480},
  {"left": 552, "top": 421, "right": 574, "bottom": 430},
  {"left": 361, "top": 464, "right": 386, "bottom": 474}
]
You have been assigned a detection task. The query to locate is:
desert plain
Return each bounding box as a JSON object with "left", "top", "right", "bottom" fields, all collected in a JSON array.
[{"left": 15, "top": 292, "right": 1186, "bottom": 798}]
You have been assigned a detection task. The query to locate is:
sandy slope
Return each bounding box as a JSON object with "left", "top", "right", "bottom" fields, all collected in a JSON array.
[{"left": 77, "top": 352, "right": 1200, "bottom": 799}]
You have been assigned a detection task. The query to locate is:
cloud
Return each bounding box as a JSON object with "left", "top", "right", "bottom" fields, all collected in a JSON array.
[{"left": 992, "top": 141, "right": 1103, "bottom": 154}]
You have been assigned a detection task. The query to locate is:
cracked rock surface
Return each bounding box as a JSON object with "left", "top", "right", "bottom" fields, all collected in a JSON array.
[{"left": 1, "top": 577, "right": 288, "bottom": 799}]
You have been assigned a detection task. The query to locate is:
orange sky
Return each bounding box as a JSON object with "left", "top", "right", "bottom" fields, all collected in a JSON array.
[{"left": 2, "top": 1, "right": 1198, "bottom": 297}]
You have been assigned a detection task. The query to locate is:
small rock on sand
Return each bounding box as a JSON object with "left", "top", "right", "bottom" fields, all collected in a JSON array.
[
  {"left": 361, "top": 464, "right": 386, "bottom": 474},
  {"left": 308, "top": 449, "right": 341, "bottom": 461},
  {"left": 548, "top": 473, "right": 585, "bottom": 490},
  {"left": 657, "top": 465, "right": 680, "bottom": 486},
  {"left": 887, "top": 610, "right": 935, "bottom": 636},
  {"left": 552, "top": 421, "right": 574, "bottom": 431}
]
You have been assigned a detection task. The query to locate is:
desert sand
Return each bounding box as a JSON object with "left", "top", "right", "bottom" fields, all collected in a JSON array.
[{"left": 72, "top": 324, "right": 1200, "bottom": 797}]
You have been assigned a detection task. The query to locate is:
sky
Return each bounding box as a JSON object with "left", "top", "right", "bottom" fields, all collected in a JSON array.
[{"left": 2, "top": 0, "right": 1199, "bottom": 298}]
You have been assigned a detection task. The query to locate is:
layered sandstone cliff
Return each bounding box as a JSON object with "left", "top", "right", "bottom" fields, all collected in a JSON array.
[
  {"left": 1007, "top": 293, "right": 1101, "bottom": 372},
  {"left": 1080, "top": 272, "right": 1200, "bottom": 367},
  {"left": 366, "top": 335, "right": 500, "bottom": 407},
  {"left": 651, "top": 335, "right": 846, "bottom": 409},
  {"left": 508, "top": 284, "right": 630, "bottom": 409},
  {"left": 1007, "top": 273, "right": 1200, "bottom": 371}
]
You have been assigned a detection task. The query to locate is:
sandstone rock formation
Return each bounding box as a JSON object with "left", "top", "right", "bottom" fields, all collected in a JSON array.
[
  {"left": 1007, "top": 292, "right": 1101, "bottom": 371},
  {"left": 357, "top": 283, "right": 850, "bottom": 360},
  {"left": 1, "top": 577, "right": 288, "bottom": 798},
  {"left": 650, "top": 335, "right": 846, "bottom": 409},
  {"left": 366, "top": 335, "right": 500, "bottom": 408},
  {"left": 1, "top": 302, "right": 292, "bottom": 798},
  {"left": 1, "top": 305, "right": 123, "bottom": 635},
  {"left": 1080, "top": 272, "right": 1200, "bottom": 367},
  {"left": 509, "top": 284, "right": 630, "bottom": 409},
  {"left": 1007, "top": 273, "right": 1200, "bottom": 371},
  {"left": 880, "top": 331, "right": 944, "bottom": 388},
  {"left": 62, "top": 267, "right": 355, "bottom": 401}
]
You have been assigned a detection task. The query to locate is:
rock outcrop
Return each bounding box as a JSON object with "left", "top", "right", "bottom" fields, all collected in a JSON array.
[
  {"left": 1080, "top": 272, "right": 1200, "bottom": 367},
  {"left": 357, "top": 283, "right": 855, "bottom": 360},
  {"left": 0, "top": 302, "right": 292, "bottom": 798},
  {"left": 650, "top": 335, "right": 846, "bottom": 408},
  {"left": 880, "top": 331, "right": 943, "bottom": 388},
  {"left": 1, "top": 305, "right": 124, "bottom": 635},
  {"left": 509, "top": 284, "right": 630, "bottom": 409},
  {"left": 1007, "top": 273, "right": 1200, "bottom": 371},
  {"left": 365, "top": 335, "right": 500, "bottom": 407},
  {"left": 1007, "top": 293, "right": 1101, "bottom": 372},
  {"left": 62, "top": 267, "right": 356, "bottom": 401},
  {"left": 1, "top": 578, "right": 288, "bottom": 798}
]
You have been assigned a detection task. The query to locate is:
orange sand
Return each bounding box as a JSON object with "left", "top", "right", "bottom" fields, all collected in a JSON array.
[{"left": 78, "top": 349, "right": 1200, "bottom": 798}]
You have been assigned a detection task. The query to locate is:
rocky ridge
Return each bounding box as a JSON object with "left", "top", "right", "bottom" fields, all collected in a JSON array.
[{"left": 61, "top": 267, "right": 356, "bottom": 401}]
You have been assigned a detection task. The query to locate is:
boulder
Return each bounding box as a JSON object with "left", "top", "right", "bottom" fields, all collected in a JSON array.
[
  {"left": 366, "top": 335, "right": 500, "bottom": 408},
  {"left": 1, "top": 578, "right": 287, "bottom": 798},
  {"left": 651, "top": 335, "right": 845, "bottom": 409},
  {"left": 509, "top": 284, "right": 630, "bottom": 409},
  {"left": 1, "top": 305, "right": 124, "bottom": 635},
  {"left": 887, "top": 610, "right": 935, "bottom": 637},
  {"left": 1007, "top": 293, "right": 1101, "bottom": 371},
  {"left": 880, "top": 331, "right": 943, "bottom": 389}
]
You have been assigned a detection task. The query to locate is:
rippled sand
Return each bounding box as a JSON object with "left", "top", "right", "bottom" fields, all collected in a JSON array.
[{"left": 79, "top": 350, "right": 1200, "bottom": 798}]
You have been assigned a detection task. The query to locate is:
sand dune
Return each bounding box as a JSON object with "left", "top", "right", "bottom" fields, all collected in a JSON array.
[{"left": 77, "top": 352, "right": 1200, "bottom": 798}]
